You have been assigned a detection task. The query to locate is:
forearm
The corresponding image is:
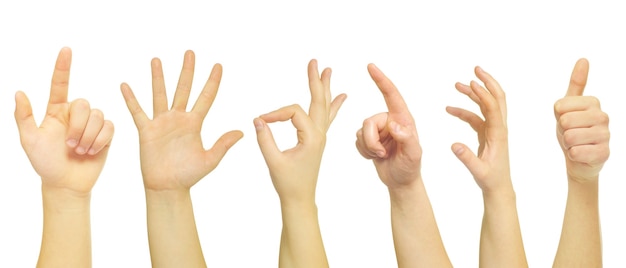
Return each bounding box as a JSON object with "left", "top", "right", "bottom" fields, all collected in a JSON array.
[
  {"left": 278, "top": 200, "right": 328, "bottom": 268},
  {"left": 38, "top": 187, "right": 92, "bottom": 268},
  {"left": 480, "top": 190, "right": 527, "bottom": 268},
  {"left": 389, "top": 180, "right": 451, "bottom": 268},
  {"left": 553, "top": 177, "right": 601, "bottom": 268},
  {"left": 145, "top": 189, "right": 206, "bottom": 268}
]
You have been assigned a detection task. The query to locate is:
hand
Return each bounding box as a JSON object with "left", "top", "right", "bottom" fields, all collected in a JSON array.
[
  {"left": 121, "top": 50, "right": 243, "bottom": 191},
  {"left": 355, "top": 64, "right": 422, "bottom": 189},
  {"left": 14, "top": 47, "right": 114, "bottom": 195},
  {"left": 254, "top": 59, "right": 346, "bottom": 203},
  {"left": 446, "top": 66, "right": 511, "bottom": 193},
  {"left": 554, "top": 58, "right": 610, "bottom": 183}
]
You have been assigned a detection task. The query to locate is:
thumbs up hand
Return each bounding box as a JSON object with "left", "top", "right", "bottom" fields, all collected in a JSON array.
[{"left": 554, "top": 59, "right": 610, "bottom": 183}]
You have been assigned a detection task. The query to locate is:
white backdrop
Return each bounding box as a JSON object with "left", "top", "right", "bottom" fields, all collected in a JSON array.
[{"left": 1, "top": 1, "right": 624, "bottom": 267}]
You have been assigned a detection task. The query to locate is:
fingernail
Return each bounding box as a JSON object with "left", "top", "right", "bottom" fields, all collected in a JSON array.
[
  {"left": 453, "top": 144, "right": 464, "bottom": 155},
  {"left": 253, "top": 118, "right": 264, "bottom": 131},
  {"left": 76, "top": 147, "right": 86, "bottom": 155},
  {"left": 376, "top": 151, "right": 385, "bottom": 158},
  {"left": 88, "top": 148, "right": 97, "bottom": 155},
  {"left": 389, "top": 121, "right": 402, "bottom": 134},
  {"left": 66, "top": 139, "right": 78, "bottom": 147}
]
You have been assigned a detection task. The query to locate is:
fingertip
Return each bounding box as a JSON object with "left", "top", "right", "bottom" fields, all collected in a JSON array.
[
  {"left": 14, "top": 91, "right": 26, "bottom": 103},
  {"left": 451, "top": 143, "right": 465, "bottom": 155},
  {"left": 185, "top": 49, "right": 195, "bottom": 58},
  {"left": 151, "top": 57, "right": 161, "bottom": 67},
  {"left": 475, "top": 66, "right": 482, "bottom": 73},
  {"left": 445, "top": 106, "right": 455, "bottom": 114},
  {"left": 226, "top": 130, "right": 244, "bottom": 145},
  {"left": 469, "top": 80, "right": 479, "bottom": 88},
  {"left": 253, "top": 117, "right": 265, "bottom": 132},
  {"left": 333, "top": 93, "right": 348, "bottom": 105},
  {"left": 323, "top": 67, "right": 332, "bottom": 77}
]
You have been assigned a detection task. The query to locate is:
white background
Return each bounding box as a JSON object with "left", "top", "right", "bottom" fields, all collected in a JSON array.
[{"left": 1, "top": 0, "right": 624, "bottom": 267}]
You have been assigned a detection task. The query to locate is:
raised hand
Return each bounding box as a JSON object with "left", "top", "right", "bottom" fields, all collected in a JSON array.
[
  {"left": 15, "top": 47, "right": 114, "bottom": 195},
  {"left": 254, "top": 59, "right": 346, "bottom": 202},
  {"left": 355, "top": 64, "right": 422, "bottom": 189},
  {"left": 553, "top": 58, "right": 607, "bottom": 268},
  {"left": 254, "top": 59, "right": 346, "bottom": 268},
  {"left": 554, "top": 58, "right": 610, "bottom": 183},
  {"left": 121, "top": 50, "right": 243, "bottom": 191},
  {"left": 356, "top": 64, "right": 451, "bottom": 268},
  {"left": 446, "top": 66, "right": 510, "bottom": 193},
  {"left": 121, "top": 50, "right": 242, "bottom": 268},
  {"left": 448, "top": 66, "right": 527, "bottom": 267},
  {"left": 15, "top": 47, "right": 114, "bottom": 268}
]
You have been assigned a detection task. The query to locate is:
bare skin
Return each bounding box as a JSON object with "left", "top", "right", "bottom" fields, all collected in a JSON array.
[{"left": 15, "top": 47, "right": 114, "bottom": 268}]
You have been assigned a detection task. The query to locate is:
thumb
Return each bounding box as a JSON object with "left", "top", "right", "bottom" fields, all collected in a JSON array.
[
  {"left": 388, "top": 121, "right": 420, "bottom": 155},
  {"left": 451, "top": 143, "right": 483, "bottom": 176},
  {"left": 204, "top": 130, "right": 244, "bottom": 171},
  {"left": 566, "top": 58, "right": 589, "bottom": 97},
  {"left": 253, "top": 118, "right": 280, "bottom": 161},
  {"left": 14, "top": 91, "right": 38, "bottom": 145}
]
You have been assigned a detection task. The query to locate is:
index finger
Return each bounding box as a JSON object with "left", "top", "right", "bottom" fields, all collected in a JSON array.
[
  {"left": 566, "top": 58, "right": 589, "bottom": 97},
  {"left": 367, "top": 63, "right": 410, "bottom": 115},
  {"left": 48, "top": 47, "right": 72, "bottom": 107}
]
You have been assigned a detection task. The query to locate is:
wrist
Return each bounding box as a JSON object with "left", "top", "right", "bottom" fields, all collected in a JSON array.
[
  {"left": 566, "top": 171, "right": 600, "bottom": 184},
  {"left": 386, "top": 174, "right": 423, "bottom": 193},
  {"left": 145, "top": 188, "right": 192, "bottom": 206},
  {"left": 280, "top": 201, "right": 319, "bottom": 223},
  {"left": 482, "top": 188, "right": 517, "bottom": 209},
  {"left": 567, "top": 177, "right": 599, "bottom": 196},
  {"left": 42, "top": 186, "right": 91, "bottom": 212},
  {"left": 279, "top": 196, "right": 317, "bottom": 210},
  {"left": 388, "top": 180, "right": 425, "bottom": 207}
]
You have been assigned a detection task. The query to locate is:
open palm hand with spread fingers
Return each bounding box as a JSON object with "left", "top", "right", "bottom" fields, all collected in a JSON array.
[
  {"left": 121, "top": 50, "right": 243, "bottom": 191},
  {"left": 15, "top": 47, "right": 114, "bottom": 195}
]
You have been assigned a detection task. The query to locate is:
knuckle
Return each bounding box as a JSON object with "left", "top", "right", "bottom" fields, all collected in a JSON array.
[
  {"left": 562, "top": 130, "right": 576, "bottom": 148},
  {"left": 599, "top": 111, "right": 609, "bottom": 125},
  {"left": 558, "top": 115, "right": 570, "bottom": 130},
  {"left": 568, "top": 146, "right": 581, "bottom": 160},
  {"left": 587, "top": 96, "right": 600, "bottom": 107},
  {"left": 90, "top": 109, "right": 104, "bottom": 119},
  {"left": 553, "top": 99, "right": 564, "bottom": 114}
]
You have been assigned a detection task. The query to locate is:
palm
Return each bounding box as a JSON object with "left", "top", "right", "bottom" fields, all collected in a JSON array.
[
  {"left": 138, "top": 111, "right": 211, "bottom": 190},
  {"left": 15, "top": 48, "right": 110, "bottom": 194},
  {"left": 121, "top": 51, "right": 242, "bottom": 192},
  {"left": 23, "top": 105, "right": 106, "bottom": 193},
  {"left": 373, "top": 123, "right": 421, "bottom": 187}
]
